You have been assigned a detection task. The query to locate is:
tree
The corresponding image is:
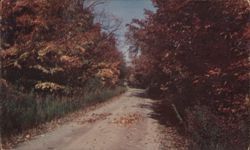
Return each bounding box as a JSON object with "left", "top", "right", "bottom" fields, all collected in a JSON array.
[
  {"left": 127, "top": 0, "right": 250, "bottom": 149},
  {"left": 0, "top": 0, "right": 125, "bottom": 94}
]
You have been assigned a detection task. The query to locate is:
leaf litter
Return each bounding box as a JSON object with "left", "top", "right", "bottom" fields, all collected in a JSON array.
[
  {"left": 79, "top": 113, "right": 112, "bottom": 124},
  {"left": 112, "top": 112, "right": 143, "bottom": 127}
]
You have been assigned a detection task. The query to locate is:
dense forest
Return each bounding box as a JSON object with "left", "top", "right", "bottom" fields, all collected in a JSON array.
[{"left": 127, "top": 0, "right": 249, "bottom": 149}]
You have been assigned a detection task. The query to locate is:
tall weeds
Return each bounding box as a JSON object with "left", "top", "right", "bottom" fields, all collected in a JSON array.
[{"left": 1, "top": 85, "right": 126, "bottom": 137}]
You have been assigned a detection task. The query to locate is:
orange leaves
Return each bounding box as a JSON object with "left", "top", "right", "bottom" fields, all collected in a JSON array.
[
  {"left": 112, "top": 113, "right": 143, "bottom": 127},
  {"left": 1, "top": 0, "right": 125, "bottom": 95},
  {"left": 60, "top": 55, "right": 83, "bottom": 69},
  {"left": 97, "top": 69, "right": 114, "bottom": 79},
  {"left": 95, "top": 62, "right": 121, "bottom": 86}
]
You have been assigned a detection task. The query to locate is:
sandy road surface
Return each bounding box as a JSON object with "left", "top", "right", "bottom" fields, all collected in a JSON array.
[{"left": 15, "top": 88, "right": 186, "bottom": 150}]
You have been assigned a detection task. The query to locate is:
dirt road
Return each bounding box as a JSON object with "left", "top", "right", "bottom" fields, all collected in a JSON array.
[{"left": 15, "top": 88, "right": 186, "bottom": 150}]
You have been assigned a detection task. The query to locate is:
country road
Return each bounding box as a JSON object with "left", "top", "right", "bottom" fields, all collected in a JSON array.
[{"left": 15, "top": 88, "right": 187, "bottom": 150}]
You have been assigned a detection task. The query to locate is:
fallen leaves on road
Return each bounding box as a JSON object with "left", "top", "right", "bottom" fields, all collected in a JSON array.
[
  {"left": 160, "top": 126, "right": 189, "bottom": 150},
  {"left": 80, "top": 113, "right": 112, "bottom": 124},
  {"left": 2, "top": 100, "right": 115, "bottom": 149},
  {"left": 112, "top": 113, "right": 143, "bottom": 127}
]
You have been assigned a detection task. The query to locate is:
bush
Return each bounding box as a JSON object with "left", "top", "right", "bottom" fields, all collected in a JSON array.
[{"left": 186, "top": 106, "right": 249, "bottom": 150}]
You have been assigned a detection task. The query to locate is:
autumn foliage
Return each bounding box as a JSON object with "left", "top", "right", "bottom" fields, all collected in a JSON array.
[
  {"left": 0, "top": 0, "right": 126, "bottom": 141},
  {"left": 1, "top": 0, "right": 124, "bottom": 93},
  {"left": 128, "top": 0, "right": 250, "bottom": 149}
]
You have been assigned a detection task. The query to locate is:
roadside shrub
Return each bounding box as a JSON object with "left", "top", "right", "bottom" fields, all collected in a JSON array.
[
  {"left": 186, "top": 105, "right": 249, "bottom": 150},
  {"left": 1, "top": 85, "right": 127, "bottom": 137}
]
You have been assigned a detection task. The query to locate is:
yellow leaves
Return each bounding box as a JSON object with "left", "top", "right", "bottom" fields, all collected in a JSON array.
[
  {"left": 50, "top": 67, "right": 64, "bottom": 74},
  {"left": 30, "top": 65, "right": 64, "bottom": 74},
  {"left": 35, "top": 82, "right": 65, "bottom": 92},
  {"left": 38, "top": 43, "right": 58, "bottom": 57},
  {"left": 96, "top": 69, "right": 114, "bottom": 79},
  {"left": 13, "top": 61, "right": 22, "bottom": 69},
  {"left": 37, "top": 43, "right": 85, "bottom": 70},
  {"left": 19, "top": 52, "right": 30, "bottom": 60},
  {"left": 60, "top": 55, "right": 72, "bottom": 62},
  {"left": 0, "top": 47, "right": 24, "bottom": 69},
  {"left": 60, "top": 55, "right": 83, "bottom": 68},
  {"left": 94, "top": 62, "right": 121, "bottom": 85},
  {"left": 96, "top": 68, "right": 118, "bottom": 85},
  {"left": 1, "top": 0, "right": 125, "bottom": 94},
  {"left": 30, "top": 65, "right": 49, "bottom": 74}
]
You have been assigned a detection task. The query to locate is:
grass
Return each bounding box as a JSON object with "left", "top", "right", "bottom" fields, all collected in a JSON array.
[{"left": 1, "top": 86, "right": 127, "bottom": 137}]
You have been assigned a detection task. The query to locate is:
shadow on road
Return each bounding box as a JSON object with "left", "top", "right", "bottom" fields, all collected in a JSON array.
[
  {"left": 132, "top": 88, "right": 185, "bottom": 130},
  {"left": 129, "top": 90, "right": 148, "bottom": 98},
  {"left": 131, "top": 88, "right": 189, "bottom": 149}
]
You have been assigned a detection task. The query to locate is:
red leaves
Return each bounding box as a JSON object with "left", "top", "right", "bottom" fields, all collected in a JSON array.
[
  {"left": 112, "top": 113, "right": 143, "bottom": 127},
  {"left": 128, "top": 0, "right": 249, "bottom": 148},
  {"left": 207, "top": 68, "right": 221, "bottom": 77}
]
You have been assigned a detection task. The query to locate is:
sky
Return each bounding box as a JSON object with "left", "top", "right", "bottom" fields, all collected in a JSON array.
[{"left": 85, "top": 0, "right": 156, "bottom": 61}]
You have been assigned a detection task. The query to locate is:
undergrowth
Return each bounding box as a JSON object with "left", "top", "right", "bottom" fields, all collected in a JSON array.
[{"left": 1, "top": 85, "right": 127, "bottom": 137}]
